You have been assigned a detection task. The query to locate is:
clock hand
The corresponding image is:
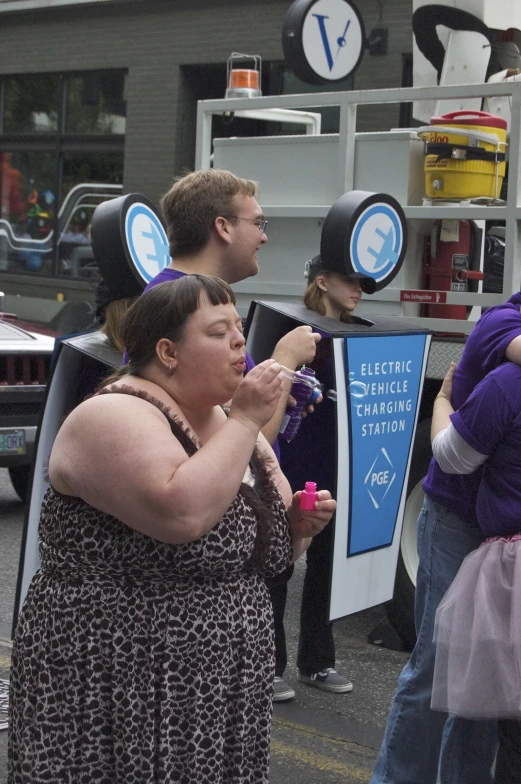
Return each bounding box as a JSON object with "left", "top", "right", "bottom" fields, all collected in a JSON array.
[{"left": 335, "top": 18, "right": 351, "bottom": 59}]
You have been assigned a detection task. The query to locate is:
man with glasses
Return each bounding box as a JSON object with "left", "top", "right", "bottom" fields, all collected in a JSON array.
[{"left": 128, "top": 170, "right": 321, "bottom": 703}]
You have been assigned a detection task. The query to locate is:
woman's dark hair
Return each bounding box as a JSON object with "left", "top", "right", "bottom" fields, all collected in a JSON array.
[{"left": 100, "top": 274, "right": 235, "bottom": 386}]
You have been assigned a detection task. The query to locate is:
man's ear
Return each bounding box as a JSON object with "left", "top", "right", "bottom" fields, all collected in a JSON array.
[
  {"left": 156, "top": 338, "right": 177, "bottom": 372},
  {"left": 315, "top": 274, "right": 328, "bottom": 293},
  {"left": 214, "top": 216, "right": 233, "bottom": 245}
]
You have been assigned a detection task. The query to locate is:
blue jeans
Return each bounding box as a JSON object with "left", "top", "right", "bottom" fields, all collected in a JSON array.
[{"left": 370, "top": 495, "right": 498, "bottom": 784}]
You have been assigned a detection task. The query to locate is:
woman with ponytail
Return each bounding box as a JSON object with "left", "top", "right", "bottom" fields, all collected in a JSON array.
[{"left": 270, "top": 255, "right": 376, "bottom": 700}]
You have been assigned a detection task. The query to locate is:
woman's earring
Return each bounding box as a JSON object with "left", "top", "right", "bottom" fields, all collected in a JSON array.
[{"left": 168, "top": 364, "right": 175, "bottom": 375}]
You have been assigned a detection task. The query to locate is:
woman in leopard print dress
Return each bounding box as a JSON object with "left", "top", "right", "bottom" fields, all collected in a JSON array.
[{"left": 8, "top": 275, "right": 335, "bottom": 784}]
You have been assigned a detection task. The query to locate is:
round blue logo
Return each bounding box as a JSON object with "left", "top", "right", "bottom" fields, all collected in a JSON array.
[
  {"left": 124, "top": 203, "right": 170, "bottom": 283},
  {"left": 350, "top": 203, "right": 404, "bottom": 283}
]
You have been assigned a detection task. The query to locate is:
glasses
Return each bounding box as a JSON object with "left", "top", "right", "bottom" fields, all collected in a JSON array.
[{"left": 223, "top": 215, "right": 268, "bottom": 234}]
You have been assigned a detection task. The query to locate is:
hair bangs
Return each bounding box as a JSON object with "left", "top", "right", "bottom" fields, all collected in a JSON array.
[{"left": 194, "top": 274, "right": 236, "bottom": 307}]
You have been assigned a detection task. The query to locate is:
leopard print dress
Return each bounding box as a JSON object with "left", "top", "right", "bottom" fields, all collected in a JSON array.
[{"left": 8, "top": 388, "right": 293, "bottom": 784}]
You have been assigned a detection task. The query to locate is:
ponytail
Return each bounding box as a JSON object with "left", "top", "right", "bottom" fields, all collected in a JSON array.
[{"left": 97, "top": 363, "right": 136, "bottom": 390}]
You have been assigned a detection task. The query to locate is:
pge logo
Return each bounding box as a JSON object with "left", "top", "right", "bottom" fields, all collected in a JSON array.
[
  {"left": 124, "top": 203, "right": 170, "bottom": 283},
  {"left": 350, "top": 203, "right": 404, "bottom": 283},
  {"left": 364, "top": 448, "right": 396, "bottom": 510}
]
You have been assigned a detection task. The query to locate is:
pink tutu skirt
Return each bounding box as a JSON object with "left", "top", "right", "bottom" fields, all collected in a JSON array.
[{"left": 432, "top": 534, "right": 521, "bottom": 719}]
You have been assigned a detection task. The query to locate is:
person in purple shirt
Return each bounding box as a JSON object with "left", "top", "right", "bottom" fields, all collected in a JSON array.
[
  {"left": 371, "top": 291, "right": 521, "bottom": 784},
  {"left": 431, "top": 359, "right": 521, "bottom": 783},
  {"left": 123, "top": 169, "right": 321, "bottom": 463}
]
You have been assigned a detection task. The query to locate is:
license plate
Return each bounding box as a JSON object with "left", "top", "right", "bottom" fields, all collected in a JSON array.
[{"left": 0, "top": 430, "right": 25, "bottom": 455}]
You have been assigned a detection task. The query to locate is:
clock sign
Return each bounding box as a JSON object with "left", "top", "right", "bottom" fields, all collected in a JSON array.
[{"left": 283, "top": 0, "right": 365, "bottom": 84}]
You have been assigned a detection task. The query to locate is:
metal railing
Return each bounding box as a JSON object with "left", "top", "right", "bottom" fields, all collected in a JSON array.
[{"left": 196, "top": 81, "right": 521, "bottom": 334}]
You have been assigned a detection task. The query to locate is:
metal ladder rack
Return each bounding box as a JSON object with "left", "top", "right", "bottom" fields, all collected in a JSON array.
[{"left": 196, "top": 81, "right": 521, "bottom": 335}]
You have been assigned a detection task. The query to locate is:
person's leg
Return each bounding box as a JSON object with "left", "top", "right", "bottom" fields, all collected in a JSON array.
[
  {"left": 494, "top": 720, "right": 521, "bottom": 784},
  {"left": 439, "top": 714, "right": 497, "bottom": 783},
  {"left": 371, "top": 496, "right": 496, "bottom": 784},
  {"left": 266, "top": 566, "right": 294, "bottom": 678},
  {"left": 296, "top": 522, "right": 335, "bottom": 674}
]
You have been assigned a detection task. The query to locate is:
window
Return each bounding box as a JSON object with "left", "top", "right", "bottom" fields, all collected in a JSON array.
[
  {"left": 4, "top": 74, "right": 60, "bottom": 134},
  {"left": 66, "top": 72, "right": 126, "bottom": 134},
  {"left": 0, "top": 150, "right": 55, "bottom": 273},
  {"left": 0, "top": 69, "right": 125, "bottom": 279}
]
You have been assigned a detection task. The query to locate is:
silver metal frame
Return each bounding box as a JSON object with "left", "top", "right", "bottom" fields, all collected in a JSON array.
[{"left": 196, "top": 82, "right": 521, "bottom": 334}]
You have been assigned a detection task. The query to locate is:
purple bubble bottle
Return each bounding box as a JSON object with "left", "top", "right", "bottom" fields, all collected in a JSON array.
[{"left": 278, "top": 366, "right": 318, "bottom": 442}]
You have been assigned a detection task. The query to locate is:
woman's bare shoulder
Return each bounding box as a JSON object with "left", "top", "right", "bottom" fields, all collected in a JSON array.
[
  {"left": 50, "top": 388, "right": 187, "bottom": 497},
  {"left": 58, "top": 390, "right": 174, "bottom": 448}
]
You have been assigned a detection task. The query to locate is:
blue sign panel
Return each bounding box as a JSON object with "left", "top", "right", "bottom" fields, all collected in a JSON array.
[
  {"left": 124, "top": 202, "right": 170, "bottom": 284},
  {"left": 344, "top": 333, "right": 427, "bottom": 556},
  {"left": 350, "top": 202, "right": 404, "bottom": 285}
]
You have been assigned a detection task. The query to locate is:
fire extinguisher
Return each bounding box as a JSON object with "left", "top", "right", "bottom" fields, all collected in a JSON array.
[{"left": 423, "top": 220, "right": 484, "bottom": 319}]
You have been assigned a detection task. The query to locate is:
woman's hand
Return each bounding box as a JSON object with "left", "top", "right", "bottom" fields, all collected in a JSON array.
[
  {"left": 286, "top": 490, "right": 336, "bottom": 540},
  {"left": 229, "top": 359, "right": 284, "bottom": 431},
  {"left": 437, "top": 361, "right": 457, "bottom": 404}
]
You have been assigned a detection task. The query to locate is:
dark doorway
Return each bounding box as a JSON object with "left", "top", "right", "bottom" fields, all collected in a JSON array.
[{"left": 175, "top": 62, "right": 278, "bottom": 174}]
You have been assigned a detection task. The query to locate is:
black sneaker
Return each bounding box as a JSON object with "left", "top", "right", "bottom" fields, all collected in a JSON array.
[
  {"left": 297, "top": 668, "right": 353, "bottom": 693},
  {"left": 273, "top": 676, "right": 295, "bottom": 702}
]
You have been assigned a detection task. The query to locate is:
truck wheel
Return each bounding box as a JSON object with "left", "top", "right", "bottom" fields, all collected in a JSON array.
[
  {"left": 385, "top": 419, "right": 432, "bottom": 650},
  {"left": 8, "top": 464, "right": 31, "bottom": 503}
]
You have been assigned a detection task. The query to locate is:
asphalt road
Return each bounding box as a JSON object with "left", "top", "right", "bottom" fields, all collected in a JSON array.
[{"left": 0, "top": 467, "right": 408, "bottom": 783}]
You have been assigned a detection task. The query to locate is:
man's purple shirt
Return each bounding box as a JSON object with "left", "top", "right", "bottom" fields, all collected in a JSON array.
[
  {"left": 423, "top": 291, "right": 521, "bottom": 526},
  {"left": 122, "top": 267, "right": 279, "bottom": 459}
]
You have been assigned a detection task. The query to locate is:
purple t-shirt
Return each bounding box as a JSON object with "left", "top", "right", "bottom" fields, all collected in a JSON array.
[
  {"left": 451, "top": 362, "right": 521, "bottom": 537},
  {"left": 423, "top": 292, "right": 521, "bottom": 525},
  {"left": 122, "top": 267, "right": 279, "bottom": 459}
]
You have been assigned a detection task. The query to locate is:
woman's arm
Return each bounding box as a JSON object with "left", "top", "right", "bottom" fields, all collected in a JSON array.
[
  {"left": 432, "top": 423, "right": 488, "bottom": 474},
  {"left": 50, "top": 361, "right": 284, "bottom": 544},
  {"left": 431, "top": 361, "right": 487, "bottom": 474},
  {"left": 255, "top": 433, "right": 335, "bottom": 561},
  {"left": 431, "top": 361, "right": 456, "bottom": 441}
]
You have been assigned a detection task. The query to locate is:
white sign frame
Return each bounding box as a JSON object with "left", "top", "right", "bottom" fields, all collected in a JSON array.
[{"left": 329, "top": 333, "right": 431, "bottom": 620}]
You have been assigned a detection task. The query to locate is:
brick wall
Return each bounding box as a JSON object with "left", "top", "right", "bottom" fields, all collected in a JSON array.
[{"left": 0, "top": 0, "right": 412, "bottom": 204}]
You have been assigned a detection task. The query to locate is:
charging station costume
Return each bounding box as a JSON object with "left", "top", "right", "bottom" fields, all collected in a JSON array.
[{"left": 246, "top": 191, "right": 431, "bottom": 632}]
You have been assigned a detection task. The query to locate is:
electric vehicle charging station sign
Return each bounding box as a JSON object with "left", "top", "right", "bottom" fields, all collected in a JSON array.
[
  {"left": 244, "top": 300, "right": 431, "bottom": 621},
  {"left": 320, "top": 190, "right": 408, "bottom": 292},
  {"left": 344, "top": 332, "right": 428, "bottom": 556},
  {"left": 91, "top": 192, "right": 170, "bottom": 299},
  {"left": 350, "top": 202, "right": 405, "bottom": 284},
  {"left": 124, "top": 203, "right": 170, "bottom": 284},
  {"left": 283, "top": 0, "right": 365, "bottom": 84}
]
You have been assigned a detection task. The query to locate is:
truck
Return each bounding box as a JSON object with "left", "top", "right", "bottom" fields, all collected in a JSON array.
[
  {"left": 14, "top": 0, "right": 521, "bottom": 645},
  {"left": 193, "top": 72, "right": 521, "bottom": 647}
]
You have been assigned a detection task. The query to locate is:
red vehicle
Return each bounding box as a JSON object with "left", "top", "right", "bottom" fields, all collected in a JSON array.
[{"left": 0, "top": 309, "right": 57, "bottom": 501}]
